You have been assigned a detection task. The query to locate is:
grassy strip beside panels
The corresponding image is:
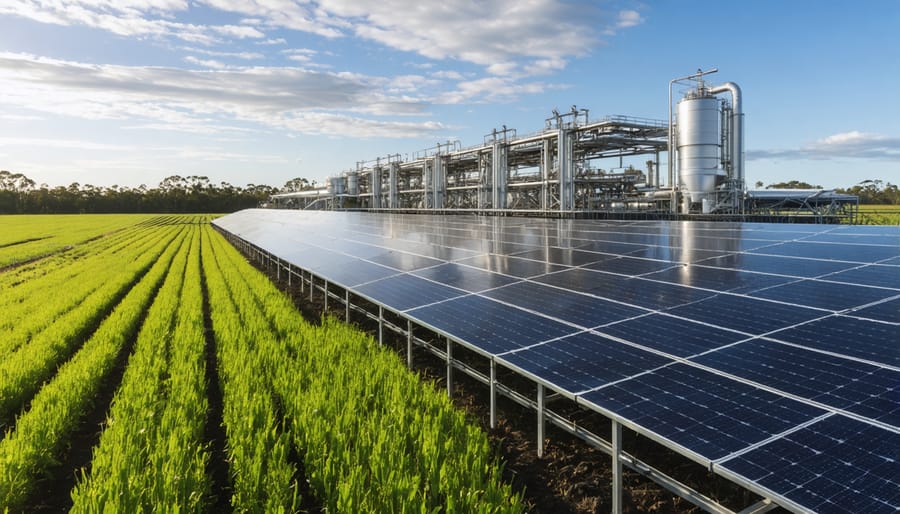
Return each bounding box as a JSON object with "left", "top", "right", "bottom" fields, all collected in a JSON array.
[
  {"left": 207, "top": 229, "right": 524, "bottom": 513},
  {"left": 0, "top": 223, "right": 187, "bottom": 512},
  {"left": 201, "top": 225, "right": 299, "bottom": 513},
  {"left": 0, "top": 225, "right": 185, "bottom": 427},
  {"left": 70, "top": 224, "right": 209, "bottom": 512},
  {"left": 0, "top": 223, "right": 178, "bottom": 359}
]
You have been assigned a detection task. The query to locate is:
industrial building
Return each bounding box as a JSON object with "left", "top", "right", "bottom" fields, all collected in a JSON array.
[{"left": 270, "top": 69, "right": 859, "bottom": 222}]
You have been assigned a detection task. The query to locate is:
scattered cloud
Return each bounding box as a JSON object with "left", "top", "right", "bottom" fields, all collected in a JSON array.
[
  {"left": 748, "top": 131, "right": 900, "bottom": 161},
  {"left": 0, "top": 52, "right": 441, "bottom": 137}
]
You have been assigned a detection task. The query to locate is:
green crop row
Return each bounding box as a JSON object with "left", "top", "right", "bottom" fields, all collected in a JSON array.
[
  {"left": 0, "top": 222, "right": 187, "bottom": 511},
  {"left": 0, "top": 222, "right": 176, "bottom": 359},
  {"left": 205, "top": 227, "right": 524, "bottom": 513},
  {"left": 202, "top": 225, "right": 301, "bottom": 512},
  {"left": 0, "top": 214, "right": 156, "bottom": 268},
  {"left": 0, "top": 216, "right": 522, "bottom": 512},
  {"left": 0, "top": 224, "right": 183, "bottom": 426},
  {"left": 71, "top": 225, "right": 210, "bottom": 512}
]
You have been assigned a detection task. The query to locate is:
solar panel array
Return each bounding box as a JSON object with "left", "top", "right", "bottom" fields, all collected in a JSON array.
[{"left": 214, "top": 209, "right": 900, "bottom": 513}]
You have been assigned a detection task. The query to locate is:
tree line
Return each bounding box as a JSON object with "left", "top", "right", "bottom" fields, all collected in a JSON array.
[
  {"left": 2, "top": 169, "right": 896, "bottom": 214},
  {"left": 0, "top": 171, "right": 281, "bottom": 214},
  {"left": 759, "top": 179, "right": 899, "bottom": 205}
]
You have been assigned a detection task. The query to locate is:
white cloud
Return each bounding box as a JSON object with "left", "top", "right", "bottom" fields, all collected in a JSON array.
[
  {"left": 616, "top": 9, "right": 643, "bottom": 29},
  {"left": 0, "top": 52, "right": 441, "bottom": 137},
  {"left": 748, "top": 131, "right": 900, "bottom": 161}
]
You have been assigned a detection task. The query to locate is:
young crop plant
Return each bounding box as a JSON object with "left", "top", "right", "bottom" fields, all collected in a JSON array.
[
  {"left": 200, "top": 226, "right": 300, "bottom": 512},
  {"left": 0, "top": 222, "right": 189, "bottom": 511},
  {"left": 71, "top": 224, "right": 210, "bottom": 512},
  {"left": 0, "top": 214, "right": 156, "bottom": 268},
  {"left": 0, "top": 222, "right": 178, "bottom": 359},
  {"left": 0, "top": 225, "right": 187, "bottom": 426},
  {"left": 205, "top": 227, "right": 525, "bottom": 513}
]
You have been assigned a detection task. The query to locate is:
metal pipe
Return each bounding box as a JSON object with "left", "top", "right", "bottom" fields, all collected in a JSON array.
[{"left": 709, "top": 82, "right": 743, "bottom": 187}]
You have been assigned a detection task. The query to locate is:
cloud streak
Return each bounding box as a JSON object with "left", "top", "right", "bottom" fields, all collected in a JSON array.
[
  {"left": 748, "top": 131, "right": 900, "bottom": 161},
  {"left": 0, "top": 52, "right": 442, "bottom": 137}
]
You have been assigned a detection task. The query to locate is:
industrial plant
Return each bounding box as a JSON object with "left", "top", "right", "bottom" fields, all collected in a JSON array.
[{"left": 270, "top": 69, "right": 858, "bottom": 222}]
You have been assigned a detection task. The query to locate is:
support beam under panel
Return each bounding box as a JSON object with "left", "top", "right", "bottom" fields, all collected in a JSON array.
[
  {"left": 537, "top": 383, "right": 545, "bottom": 458},
  {"left": 378, "top": 305, "right": 384, "bottom": 346},
  {"left": 446, "top": 338, "right": 453, "bottom": 397},
  {"left": 406, "top": 319, "right": 413, "bottom": 368},
  {"left": 490, "top": 359, "right": 497, "bottom": 429},
  {"left": 612, "top": 419, "right": 623, "bottom": 514}
]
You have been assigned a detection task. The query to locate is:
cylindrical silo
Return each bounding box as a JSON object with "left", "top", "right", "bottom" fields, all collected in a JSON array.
[
  {"left": 346, "top": 172, "right": 359, "bottom": 196},
  {"left": 677, "top": 93, "right": 719, "bottom": 204}
]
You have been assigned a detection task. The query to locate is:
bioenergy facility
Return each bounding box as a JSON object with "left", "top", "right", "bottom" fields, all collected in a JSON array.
[{"left": 270, "top": 69, "right": 858, "bottom": 222}]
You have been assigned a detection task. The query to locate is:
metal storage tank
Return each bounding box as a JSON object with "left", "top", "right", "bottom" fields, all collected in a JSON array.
[
  {"left": 328, "top": 176, "right": 345, "bottom": 195},
  {"left": 346, "top": 172, "right": 359, "bottom": 196},
  {"left": 677, "top": 93, "right": 719, "bottom": 204}
]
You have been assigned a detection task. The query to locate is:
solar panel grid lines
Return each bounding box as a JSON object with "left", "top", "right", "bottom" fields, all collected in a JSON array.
[
  {"left": 766, "top": 314, "right": 900, "bottom": 367},
  {"left": 213, "top": 210, "right": 900, "bottom": 513},
  {"left": 716, "top": 415, "right": 900, "bottom": 514},
  {"left": 577, "top": 362, "right": 829, "bottom": 463}
]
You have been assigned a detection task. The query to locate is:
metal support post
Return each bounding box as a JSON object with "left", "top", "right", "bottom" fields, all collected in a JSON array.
[
  {"left": 406, "top": 319, "right": 413, "bottom": 368},
  {"left": 612, "top": 419, "right": 623, "bottom": 514},
  {"left": 287, "top": 264, "right": 291, "bottom": 287},
  {"left": 490, "top": 359, "right": 497, "bottom": 429},
  {"left": 378, "top": 306, "right": 384, "bottom": 346},
  {"left": 324, "top": 279, "right": 328, "bottom": 310},
  {"left": 537, "top": 383, "right": 545, "bottom": 458},
  {"left": 276, "top": 258, "right": 280, "bottom": 281},
  {"left": 309, "top": 274, "right": 313, "bottom": 302},
  {"left": 345, "top": 290, "right": 350, "bottom": 322},
  {"left": 446, "top": 337, "right": 453, "bottom": 397}
]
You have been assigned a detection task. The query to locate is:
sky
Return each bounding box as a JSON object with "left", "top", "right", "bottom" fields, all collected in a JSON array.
[{"left": 0, "top": 1, "right": 898, "bottom": 191}]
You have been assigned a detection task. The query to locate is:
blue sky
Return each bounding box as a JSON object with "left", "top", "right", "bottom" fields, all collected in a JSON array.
[{"left": 0, "top": 1, "right": 898, "bottom": 191}]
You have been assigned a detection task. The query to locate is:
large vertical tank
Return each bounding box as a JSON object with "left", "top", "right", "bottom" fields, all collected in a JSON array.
[
  {"left": 346, "top": 172, "right": 359, "bottom": 196},
  {"left": 677, "top": 92, "right": 719, "bottom": 205}
]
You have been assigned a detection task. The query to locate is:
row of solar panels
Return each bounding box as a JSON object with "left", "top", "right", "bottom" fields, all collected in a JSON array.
[{"left": 214, "top": 209, "right": 899, "bottom": 513}]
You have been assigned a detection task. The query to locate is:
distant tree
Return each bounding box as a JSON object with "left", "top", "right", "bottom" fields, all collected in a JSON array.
[
  {"left": 754, "top": 180, "right": 764, "bottom": 189},
  {"left": 282, "top": 177, "right": 312, "bottom": 192},
  {"left": 766, "top": 180, "right": 821, "bottom": 189},
  {"left": 836, "top": 180, "right": 898, "bottom": 205}
]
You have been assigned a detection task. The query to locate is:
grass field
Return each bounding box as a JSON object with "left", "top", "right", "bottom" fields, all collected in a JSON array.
[
  {"left": 857, "top": 204, "right": 900, "bottom": 225},
  {"left": 0, "top": 214, "right": 522, "bottom": 513}
]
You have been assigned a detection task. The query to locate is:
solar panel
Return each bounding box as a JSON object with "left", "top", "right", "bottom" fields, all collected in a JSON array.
[
  {"left": 598, "top": 313, "right": 748, "bottom": 357},
  {"left": 748, "top": 279, "right": 898, "bottom": 311},
  {"left": 580, "top": 363, "right": 827, "bottom": 461},
  {"left": 407, "top": 294, "right": 580, "bottom": 355},
  {"left": 498, "top": 331, "right": 673, "bottom": 393},
  {"left": 848, "top": 297, "right": 900, "bottom": 323},
  {"left": 453, "top": 254, "right": 568, "bottom": 278},
  {"left": 690, "top": 339, "right": 900, "bottom": 426},
  {"left": 584, "top": 256, "right": 676, "bottom": 276},
  {"left": 770, "top": 315, "right": 900, "bottom": 367},
  {"left": 212, "top": 210, "right": 900, "bottom": 513},
  {"left": 823, "top": 264, "right": 900, "bottom": 290},
  {"left": 643, "top": 264, "right": 795, "bottom": 294},
  {"left": 666, "top": 294, "right": 826, "bottom": 335},
  {"left": 411, "top": 262, "right": 519, "bottom": 293},
  {"left": 750, "top": 241, "right": 900, "bottom": 262},
  {"left": 703, "top": 253, "right": 857, "bottom": 278},
  {"left": 719, "top": 415, "right": 900, "bottom": 514},
  {"left": 483, "top": 281, "right": 647, "bottom": 329},
  {"left": 353, "top": 274, "right": 465, "bottom": 311}
]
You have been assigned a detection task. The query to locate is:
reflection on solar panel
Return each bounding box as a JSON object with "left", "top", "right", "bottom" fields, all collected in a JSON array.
[{"left": 213, "top": 209, "right": 900, "bottom": 513}]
